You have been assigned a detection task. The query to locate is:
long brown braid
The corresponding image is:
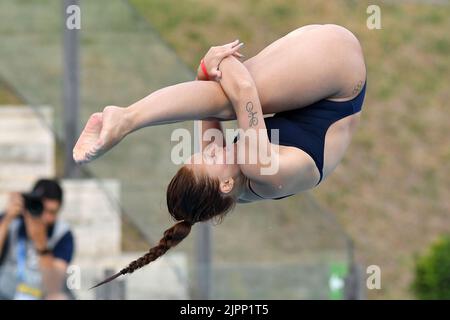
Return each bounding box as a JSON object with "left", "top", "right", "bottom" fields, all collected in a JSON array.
[
  {"left": 90, "top": 220, "right": 192, "bottom": 289},
  {"left": 91, "top": 166, "right": 236, "bottom": 289}
]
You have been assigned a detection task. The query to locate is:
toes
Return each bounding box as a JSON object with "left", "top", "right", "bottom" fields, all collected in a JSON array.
[{"left": 90, "top": 112, "right": 103, "bottom": 122}]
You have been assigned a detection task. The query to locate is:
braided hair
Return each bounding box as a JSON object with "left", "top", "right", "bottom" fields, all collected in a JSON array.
[
  {"left": 91, "top": 220, "right": 192, "bottom": 289},
  {"left": 91, "top": 166, "right": 236, "bottom": 289}
]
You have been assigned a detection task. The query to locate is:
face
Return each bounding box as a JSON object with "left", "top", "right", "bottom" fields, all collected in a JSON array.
[
  {"left": 40, "top": 198, "right": 61, "bottom": 226},
  {"left": 185, "top": 142, "right": 243, "bottom": 194}
]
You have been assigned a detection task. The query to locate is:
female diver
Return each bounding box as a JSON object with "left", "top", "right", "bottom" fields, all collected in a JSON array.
[{"left": 73, "top": 24, "right": 367, "bottom": 287}]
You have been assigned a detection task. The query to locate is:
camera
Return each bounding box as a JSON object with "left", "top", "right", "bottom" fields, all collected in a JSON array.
[{"left": 21, "top": 192, "right": 44, "bottom": 217}]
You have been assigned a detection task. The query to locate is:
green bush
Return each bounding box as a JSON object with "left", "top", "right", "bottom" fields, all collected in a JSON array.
[{"left": 412, "top": 235, "right": 450, "bottom": 299}]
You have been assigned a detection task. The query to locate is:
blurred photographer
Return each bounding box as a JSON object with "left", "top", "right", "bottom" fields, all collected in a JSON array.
[{"left": 0, "top": 179, "right": 75, "bottom": 300}]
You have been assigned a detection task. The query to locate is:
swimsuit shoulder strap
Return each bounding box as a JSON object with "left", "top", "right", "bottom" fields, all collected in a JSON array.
[
  {"left": 247, "top": 179, "right": 292, "bottom": 200},
  {"left": 248, "top": 179, "right": 266, "bottom": 199}
]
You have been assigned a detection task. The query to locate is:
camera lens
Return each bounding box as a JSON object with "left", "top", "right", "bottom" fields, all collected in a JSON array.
[{"left": 21, "top": 193, "right": 44, "bottom": 217}]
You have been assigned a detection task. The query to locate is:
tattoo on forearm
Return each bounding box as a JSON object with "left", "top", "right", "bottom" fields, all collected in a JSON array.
[
  {"left": 245, "top": 101, "right": 258, "bottom": 127},
  {"left": 353, "top": 80, "right": 364, "bottom": 95}
]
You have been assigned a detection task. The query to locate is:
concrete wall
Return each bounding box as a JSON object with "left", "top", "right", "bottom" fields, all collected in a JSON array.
[
  {"left": 59, "top": 179, "right": 122, "bottom": 259},
  {"left": 0, "top": 106, "right": 189, "bottom": 299},
  {"left": 0, "top": 106, "right": 54, "bottom": 207}
]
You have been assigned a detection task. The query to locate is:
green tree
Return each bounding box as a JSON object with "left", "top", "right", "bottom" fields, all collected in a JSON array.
[{"left": 413, "top": 235, "right": 450, "bottom": 299}]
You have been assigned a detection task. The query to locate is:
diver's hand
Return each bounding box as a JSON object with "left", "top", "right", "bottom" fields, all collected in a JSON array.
[
  {"left": 198, "top": 40, "right": 244, "bottom": 81},
  {"left": 73, "top": 106, "right": 131, "bottom": 164}
]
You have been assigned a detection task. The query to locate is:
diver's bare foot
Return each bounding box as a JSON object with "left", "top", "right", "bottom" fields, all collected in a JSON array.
[{"left": 73, "top": 106, "right": 130, "bottom": 164}]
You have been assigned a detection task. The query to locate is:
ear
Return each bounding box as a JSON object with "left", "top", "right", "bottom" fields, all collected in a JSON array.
[{"left": 219, "top": 178, "right": 234, "bottom": 194}]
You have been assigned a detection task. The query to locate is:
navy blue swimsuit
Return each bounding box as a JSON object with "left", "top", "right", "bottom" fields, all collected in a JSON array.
[{"left": 242, "top": 81, "right": 367, "bottom": 200}]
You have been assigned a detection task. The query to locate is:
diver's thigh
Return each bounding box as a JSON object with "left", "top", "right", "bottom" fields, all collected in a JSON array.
[
  {"left": 243, "top": 27, "right": 346, "bottom": 114},
  {"left": 322, "top": 112, "right": 361, "bottom": 179}
]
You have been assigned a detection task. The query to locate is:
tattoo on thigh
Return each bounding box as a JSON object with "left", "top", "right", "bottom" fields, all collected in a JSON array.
[
  {"left": 246, "top": 101, "right": 258, "bottom": 127},
  {"left": 353, "top": 80, "right": 364, "bottom": 95}
]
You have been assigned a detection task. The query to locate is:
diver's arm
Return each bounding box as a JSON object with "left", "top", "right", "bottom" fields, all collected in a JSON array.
[
  {"left": 125, "top": 80, "right": 234, "bottom": 133},
  {"left": 195, "top": 68, "right": 226, "bottom": 151},
  {"left": 217, "top": 56, "right": 278, "bottom": 183}
]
